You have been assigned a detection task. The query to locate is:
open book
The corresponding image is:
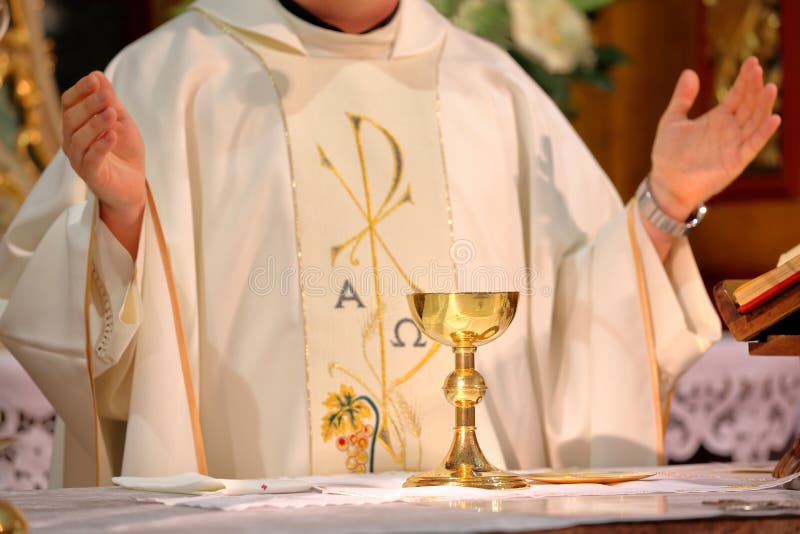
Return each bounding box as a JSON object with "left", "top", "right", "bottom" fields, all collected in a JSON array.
[{"left": 734, "top": 244, "right": 800, "bottom": 314}]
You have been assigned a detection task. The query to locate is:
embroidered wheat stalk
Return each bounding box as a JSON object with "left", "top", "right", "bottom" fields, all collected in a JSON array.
[{"left": 396, "top": 392, "right": 422, "bottom": 439}]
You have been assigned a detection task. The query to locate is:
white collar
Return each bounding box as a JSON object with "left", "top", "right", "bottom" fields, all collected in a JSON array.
[
  {"left": 278, "top": 2, "right": 400, "bottom": 59},
  {"left": 189, "top": 0, "right": 448, "bottom": 59}
]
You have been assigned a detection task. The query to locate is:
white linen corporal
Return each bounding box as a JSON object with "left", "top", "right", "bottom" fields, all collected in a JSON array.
[
  {"left": 135, "top": 465, "right": 800, "bottom": 511},
  {"left": 0, "top": 0, "right": 720, "bottom": 486}
]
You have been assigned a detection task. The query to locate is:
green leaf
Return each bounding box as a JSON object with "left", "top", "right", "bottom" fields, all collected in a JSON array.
[
  {"left": 569, "top": 69, "right": 616, "bottom": 91},
  {"left": 569, "top": 0, "right": 617, "bottom": 12},
  {"left": 452, "top": 0, "right": 511, "bottom": 47},
  {"left": 594, "top": 45, "right": 628, "bottom": 68},
  {"left": 429, "top": 0, "right": 463, "bottom": 18}
]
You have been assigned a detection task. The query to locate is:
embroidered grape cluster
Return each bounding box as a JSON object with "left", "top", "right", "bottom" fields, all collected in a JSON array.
[{"left": 336, "top": 423, "right": 373, "bottom": 473}]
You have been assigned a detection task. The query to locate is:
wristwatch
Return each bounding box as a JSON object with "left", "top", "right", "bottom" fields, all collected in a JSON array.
[{"left": 636, "top": 177, "right": 707, "bottom": 237}]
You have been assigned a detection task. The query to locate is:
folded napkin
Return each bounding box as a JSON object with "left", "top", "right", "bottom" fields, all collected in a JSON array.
[{"left": 112, "top": 472, "right": 313, "bottom": 496}]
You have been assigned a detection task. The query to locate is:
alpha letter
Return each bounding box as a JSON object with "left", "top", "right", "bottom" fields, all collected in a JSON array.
[{"left": 335, "top": 279, "right": 366, "bottom": 309}]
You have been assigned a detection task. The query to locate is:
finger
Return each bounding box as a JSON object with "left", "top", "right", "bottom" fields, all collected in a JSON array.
[
  {"left": 739, "top": 114, "right": 781, "bottom": 167},
  {"left": 742, "top": 83, "right": 778, "bottom": 140},
  {"left": 735, "top": 63, "right": 764, "bottom": 126},
  {"left": 94, "top": 72, "right": 131, "bottom": 121},
  {"left": 81, "top": 130, "right": 117, "bottom": 180},
  {"left": 61, "top": 71, "right": 102, "bottom": 110},
  {"left": 68, "top": 107, "right": 117, "bottom": 166},
  {"left": 722, "top": 57, "right": 759, "bottom": 112},
  {"left": 63, "top": 90, "right": 114, "bottom": 143},
  {"left": 665, "top": 69, "right": 700, "bottom": 118}
]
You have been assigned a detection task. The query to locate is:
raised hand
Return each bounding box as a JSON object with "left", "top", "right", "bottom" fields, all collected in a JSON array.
[
  {"left": 649, "top": 57, "right": 781, "bottom": 222},
  {"left": 62, "top": 71, "right": 145, "bottom": 258}
]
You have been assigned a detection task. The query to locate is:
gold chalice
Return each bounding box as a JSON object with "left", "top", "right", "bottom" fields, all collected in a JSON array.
[{"left": 404, "top": 291, "right": 529, "bottom": 489}]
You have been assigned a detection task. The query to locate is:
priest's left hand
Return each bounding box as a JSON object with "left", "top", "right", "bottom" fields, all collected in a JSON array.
[{"left": 644, "top": 56, "right": 780, "bottom": 258}]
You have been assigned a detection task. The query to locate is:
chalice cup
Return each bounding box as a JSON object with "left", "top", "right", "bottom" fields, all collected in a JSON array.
[{"left": 404, "top": 291, "right": 529, "bottom": 489}]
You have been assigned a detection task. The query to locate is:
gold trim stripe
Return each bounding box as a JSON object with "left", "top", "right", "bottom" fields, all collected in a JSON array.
[
  {"left": 626, "top": 202, "right": 664, "bottom": 465},
  {"left": 82, "top": 201, "right": 101, "bottom": 486},
  {"left": 664, "top": 389, "right": 674, "bottom": 432},
  {"left": 432, "top": 35, "right": 457, "bottom": 281},
  {"left": 146, "top": 183, "right": 208, "bottom": 475}
]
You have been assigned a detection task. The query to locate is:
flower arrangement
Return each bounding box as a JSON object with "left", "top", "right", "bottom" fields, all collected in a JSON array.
[{"left": 433, "top": 0, "right": 625, "bottom": 114}]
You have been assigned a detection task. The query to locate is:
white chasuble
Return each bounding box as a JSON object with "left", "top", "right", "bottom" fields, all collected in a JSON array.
[
  {"left": 0, "top": 0, "right": 725, "bottom": 485},
  {"left": 225, "top": 31, "right": 457, "bottom": 473}
]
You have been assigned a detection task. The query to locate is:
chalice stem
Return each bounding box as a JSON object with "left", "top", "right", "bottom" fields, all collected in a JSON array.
[
  {"left": 445, "top": 346, "right": 494, "bottom": 473},
  {"left": 453, "top": 346, "right": 476, "bottom": 427}
]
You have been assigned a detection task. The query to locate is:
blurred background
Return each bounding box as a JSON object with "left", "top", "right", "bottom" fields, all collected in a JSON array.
[{"left": 0, "top": 0, "right": 798, "bottom": 489}]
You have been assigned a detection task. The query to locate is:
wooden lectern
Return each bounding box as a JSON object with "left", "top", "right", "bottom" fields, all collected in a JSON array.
[{"left": 714, "top": 280, "right": 800, "bottom": 477}]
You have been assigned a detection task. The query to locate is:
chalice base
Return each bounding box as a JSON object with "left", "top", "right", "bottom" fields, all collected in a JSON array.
[
  {"left": 403, "top": 468, "right": 529, "bottom": 490},
  {"left": 403, "top": 427, "right": 529, "bottom": 490}
]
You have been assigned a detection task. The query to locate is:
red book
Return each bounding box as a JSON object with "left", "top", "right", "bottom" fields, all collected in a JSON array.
[{"left": 735, "top": 252, "right": 800, "bottom": 313}]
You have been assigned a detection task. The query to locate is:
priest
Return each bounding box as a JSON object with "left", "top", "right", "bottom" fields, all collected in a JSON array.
[{"left": 0, "top": 0, "right": 780, "bottom": 486}]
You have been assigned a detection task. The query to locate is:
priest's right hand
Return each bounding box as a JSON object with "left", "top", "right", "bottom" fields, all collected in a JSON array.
[{"left": 62, "top": 71, "right": 145, "bottom": 260}]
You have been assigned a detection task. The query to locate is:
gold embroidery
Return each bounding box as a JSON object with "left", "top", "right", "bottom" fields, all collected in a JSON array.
[
  {"left": 321, "top": 385, "right": 377, "bottom": 472},
  {"left": 322, "top": 115, "right": 418, "bottom": 289},
  {"left": 320, "top": 114, "right": 443, "bottom": 469},
  {"left": 321, "top": 385, "right": 372, "bottom": 442}
]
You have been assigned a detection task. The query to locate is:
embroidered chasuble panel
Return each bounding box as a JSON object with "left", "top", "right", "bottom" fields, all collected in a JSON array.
[{"left": 248, "top": 41, "right": 456, "bottom": 474}]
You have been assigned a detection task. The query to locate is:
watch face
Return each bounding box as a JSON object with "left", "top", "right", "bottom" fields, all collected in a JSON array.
[{"left": 690, "top": 204, "right": 708, "bottom": 226}]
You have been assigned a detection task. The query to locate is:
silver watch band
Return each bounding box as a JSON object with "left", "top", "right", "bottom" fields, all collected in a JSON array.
[{"left": 636, "top": 178, "right": 707, "bottom": 237}]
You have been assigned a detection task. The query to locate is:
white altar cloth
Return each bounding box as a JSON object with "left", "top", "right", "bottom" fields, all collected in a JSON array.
[
  {"left": 0, "top": 348, "right": 53, "bottom": 490},
  {"left": 665, "top": 333, "right": 800, "bottom": 462},
  {"left": 6, "top": 483, "right": 800, "bottom": 533},
  {"left": 125, "top": 464, "right": 800, "bottom": 511}
]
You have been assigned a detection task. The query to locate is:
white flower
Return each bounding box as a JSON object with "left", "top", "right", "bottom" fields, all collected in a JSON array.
[{"left": 508, "top": 0, "right": 596, "bottom": 74}]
